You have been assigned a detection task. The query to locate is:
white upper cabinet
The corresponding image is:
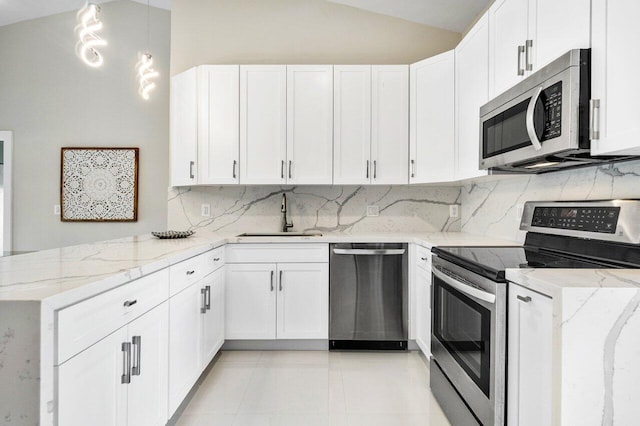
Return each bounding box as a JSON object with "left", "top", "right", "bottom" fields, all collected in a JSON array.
[
  {"left": 334, "top": 66, "right": 372, "bottom": 185},
  {"left": 455, "top": 12, "right": 490, "bottom": 181},
  {"left": 286, "top": 65, "right": 334, "bottom": 185},
  {"left": 489, "top": 0, "right": 529, "bottom": 97},
  {"left": 489, "top": 0, "right": 591, "bottom": 98},
  {"left": 409, "top": 52, "right": 455, "bottom": 183},
  {"left": 371, "top": 65, "right": 409, "bottom": 185},
  {"left": 240, "top": 65, "right": 288, "bottom": 184},
  {"left": 591, "top": 0, "right": 640, "bottom": 155},
  {"left": 170, "top": 67, "right": 198, "bottom": 186},
  {"left": 197, "top": 65, "right": 240, "bottom": 184}
]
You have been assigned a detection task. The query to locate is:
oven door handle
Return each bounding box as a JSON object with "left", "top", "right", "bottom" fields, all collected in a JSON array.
[
  {"left": 432, "top": 266, "right": 496, "bottom": 304},
  {"left": 332, "top": 248, "right": 406, "bottom": 256},
  {"left": 525, "top": 86, "right": 544, "bottom": 151}
]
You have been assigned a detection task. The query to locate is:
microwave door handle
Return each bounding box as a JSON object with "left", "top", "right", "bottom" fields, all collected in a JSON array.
[{"left": 526, "top": 86, "right": 544, "bottom": 151}]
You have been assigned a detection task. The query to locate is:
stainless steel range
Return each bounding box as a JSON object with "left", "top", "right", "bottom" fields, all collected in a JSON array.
[{"left": 430, "top": 200, "right": 640, "bottom": 426}]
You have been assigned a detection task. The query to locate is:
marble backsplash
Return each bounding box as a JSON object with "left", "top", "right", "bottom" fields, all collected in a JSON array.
[
  {"left": 461, "top": 160, "right": 640, "bottom": 243},
  {"left": 168, "top": 185, "right": 461, "bottom": 235}
]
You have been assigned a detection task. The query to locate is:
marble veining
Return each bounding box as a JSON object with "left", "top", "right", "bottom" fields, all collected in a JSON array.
[
  {"left": 168, "top": 185, "right": 462, "bottom": 235},
  {"left": 461, "top": 160, "right": 640, "bottom": 242}
]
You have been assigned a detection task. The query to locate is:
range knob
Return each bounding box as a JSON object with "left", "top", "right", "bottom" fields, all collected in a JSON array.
[
  {"left": 548, "top": 218, "right": 556, "bottom": 226},
  {"left": 533, "top": 217, "right": 542, "bottom": 226}
]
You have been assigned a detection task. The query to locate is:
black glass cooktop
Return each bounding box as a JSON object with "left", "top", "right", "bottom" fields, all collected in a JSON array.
[{"left": 432, "top": 246, "right": 614, "bottom": 282}]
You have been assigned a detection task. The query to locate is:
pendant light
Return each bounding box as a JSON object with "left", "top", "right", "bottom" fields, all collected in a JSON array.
[
  {"left": 75, "top": 2, "right": 107, "bottom": 68},
  {"left": 136, "top": 0, "right": 159, "bottom": 100}
]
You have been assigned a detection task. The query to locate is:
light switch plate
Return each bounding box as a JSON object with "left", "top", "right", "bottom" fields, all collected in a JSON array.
[
  {"left": 449, "top": 204, "right": 459, "bottom": 218},
  {"left": 54, "top": 205, "right": 60, "bottom": 215},
  {"left": 366, "top": 205, "right": 380, "bottom": 217},
  {"left": 201, "top": 204, "right": 211, "bottom": 217}
]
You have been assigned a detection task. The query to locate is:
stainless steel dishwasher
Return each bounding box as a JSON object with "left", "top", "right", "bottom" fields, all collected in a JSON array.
[{"left": 329, "top": 243, "right": 408, "bottom": 350}]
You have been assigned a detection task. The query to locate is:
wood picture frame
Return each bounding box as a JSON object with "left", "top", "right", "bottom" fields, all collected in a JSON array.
[{"left": 60, "top": 147, "right": 139, "bottom": 222}]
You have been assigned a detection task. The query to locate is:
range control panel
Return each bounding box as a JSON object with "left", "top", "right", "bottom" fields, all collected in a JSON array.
[{"left": 532, "top": 206, "right": 620, "bottom": 234}]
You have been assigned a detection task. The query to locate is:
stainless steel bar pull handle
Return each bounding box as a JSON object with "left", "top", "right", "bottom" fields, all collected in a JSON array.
[
  {"left": 517, "top": 45, "right": 525, "bottom": 76},
  {"left": 213, "top": 257, "right": 221, "bottom": 262},
  {"left": 279, "top": 270, "right": 283, "bottom": 291},
  {"left": 288, "top": 161, "right": 292, "bottom": 179},
  {"left": 121, "top": 342, "right": 131, "bottom": 384},
  {"left": 517, "top": 295, "right": 532, "bottom": 303},
  {"left": 201, "top": 287, "right": 207, "bottom": 313},
  {"left": 270, "top": 270, "right": 274, "bottom": 292},
  {"left": 205, "top": 285, "right": 211, "bottom": 311},
  {"left": 132, "top": 336, "right": 141, "bottom": 376},
  {"left": 525, "top": 86, "right": 544, "bottom": 151},
  {"left": 373, "top": 160, "right": 377, "bottom": 179},
  {"left": 186, "top": 270, "right": 195, "bottom": 276},
  {"left": 332, "top": 248, "right": 406, "bottom": 255},
  {"left": 525, "top": 39, "right": 533, "bottom": 71},
  {"left": 232, "top": 160, "right": 237, "bottom": 179},
  {"left": 432, "top": 266, "right": 496, "bottom": 304},
  {"left": 410, "top": 159, "right": 415, "bottom": 178},
  {"left": 590, "top": 99, "right": 601, "bottom": 140},
  {"left": 189, "top": 161, "right": 195, "bottom": 179},
  {"left": 366, "top": 160, "right": 370, "bottom": 179},
  {"left": 281, "top": 160, "right": 285, "bottom": 179},
  {"left": 123, "top": 300, "right": 137, "bottom": 307}
]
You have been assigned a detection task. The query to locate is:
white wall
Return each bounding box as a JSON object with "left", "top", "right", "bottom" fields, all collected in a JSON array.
[
  {"left": 170, "top": 0, "right": 461, "bottom": 75},
  {"left": 0, "top": 1, "right": 171, "bottom": 251}
]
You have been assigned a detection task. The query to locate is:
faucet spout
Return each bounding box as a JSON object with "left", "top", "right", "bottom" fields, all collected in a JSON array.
[{"left": 281, "top": 193, "right": 294, "bottom": 232}]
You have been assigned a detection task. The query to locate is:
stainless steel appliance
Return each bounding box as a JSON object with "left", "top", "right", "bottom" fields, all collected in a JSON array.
[
  {"left": 479, "top": 49, "right": 635, "bottom": 173},
  {"left": 430, "top": 200, "right": 640, "bottom": 425},
  {"left": 329, "top": 243, "right": 408, "bottom": 350}
]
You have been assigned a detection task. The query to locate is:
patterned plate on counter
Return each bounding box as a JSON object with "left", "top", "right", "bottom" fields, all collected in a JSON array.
[{"left": 151, "top": 230, "right": 195, "bottom": 239}]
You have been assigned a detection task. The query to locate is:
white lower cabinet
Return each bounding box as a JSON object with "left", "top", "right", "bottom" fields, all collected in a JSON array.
[
  {"left": 201, "top": 267, "right": 226, "bottom": 366},
  {"left": 414, "top": 252, "right": 431, "bottom": 358},
  {"left": 58, "top": 302, "right": 168, "bottom": 426},
  {"left": 226, "top": 262, "right": 328, "bottom": 340},
  {"left": 508, "top": 283, "right": 552, "bottom": 426}
]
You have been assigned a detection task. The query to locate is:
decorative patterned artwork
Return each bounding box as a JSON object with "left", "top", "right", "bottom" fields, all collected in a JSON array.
[{"left": 61, "top": 148, "right": 139, "bottom": 222}]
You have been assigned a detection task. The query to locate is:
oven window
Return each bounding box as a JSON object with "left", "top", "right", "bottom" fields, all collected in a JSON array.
[
  {"left": 433, "top": 275, "right": 491, "bottom": 397},
  {"left": 482, "top": 98, "right": 531, "bottom": 159}
]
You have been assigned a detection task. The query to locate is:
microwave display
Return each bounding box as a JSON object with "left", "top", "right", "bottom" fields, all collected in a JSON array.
[{"left": 482, "top": 81, "right": 563, "bottom": 159}]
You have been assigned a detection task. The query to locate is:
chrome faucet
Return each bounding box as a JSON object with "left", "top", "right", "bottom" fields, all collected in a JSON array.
[{"left": 281, "top": 193, "right": 294, "bottom": 232}]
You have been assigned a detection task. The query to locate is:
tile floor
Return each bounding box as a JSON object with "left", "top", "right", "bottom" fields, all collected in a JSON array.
[{"left": 176, "top": 350, "right": 451, "bottom": 426}]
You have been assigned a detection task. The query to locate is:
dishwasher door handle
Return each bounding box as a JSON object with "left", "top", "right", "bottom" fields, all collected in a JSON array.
[{"left": 332, "top": 248, "right": 406, "bottom": 256}]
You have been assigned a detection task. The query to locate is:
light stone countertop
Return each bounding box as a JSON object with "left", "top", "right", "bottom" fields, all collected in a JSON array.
[{"left": 0, "top": 231, "right": 516, "bottom": 306}]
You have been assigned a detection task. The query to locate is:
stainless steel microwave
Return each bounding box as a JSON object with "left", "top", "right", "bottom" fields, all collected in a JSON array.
[{"left": 479, "top": 49, "right": 634, "bottom": 173}]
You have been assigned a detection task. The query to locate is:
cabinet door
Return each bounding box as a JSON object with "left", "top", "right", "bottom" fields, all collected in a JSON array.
[
  {"left": 591, "top": 0, "right": 640, "bottom": 155},
  {"left": 201, "top": 267, "right": 225, "bottom": 367},
  {"left": 528, "top": 0, "right": 591, "bottom": 72},
  {"left": 225, "top": 263, "right": 277, "bottom": 339},
  {"left": 409, "top": 52, "right": 455, "bottom": 183},
  {"left": 455, "top": 13, "right": 490, "bottom": 181},
  {"left": 414, "top": 262, "right": 431, "bottom": 358},
  {"left": 488, "top": 0, "right": 529, "bottom": 97},
  {"left": 168, "top": 283, "right": 203, "bottom": 416},
  {"left": 371, "top": 65, "right": 409, "bottom": 185},
  {"left": 287, "top": 65, "right": 333, "bottom": 185},
  {"left": 276, "top": 263, "right": 329, "bottom": 339},
  {"left": 197, "top": 65, "right": 240, "bottom": 184},
  {"left": 508, "top": 284, "right": 552, "bottom": 426},
  {"left": 333, "top": 65, "right": 371, "bottom": 185},
  {"left": 170, "top": 68, "right": 198, "bottom": 186},
  {"left": 127, "top": 302, "right": 169, "bottom": 426},
  {"left": 240, "top": 65, "right": 287, "bottom": 184},
  {"left": 58, "top": 328, "right": 128, "bottom": 426}
]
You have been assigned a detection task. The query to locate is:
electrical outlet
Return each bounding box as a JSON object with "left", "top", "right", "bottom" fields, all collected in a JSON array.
[
  {"left": 516, "top": 204, "right": 524, "bottom": 223},
  {"left": 449, "top": 204, "right": 459, "bottom": 218},
  {"left": 366, "top": 205, "right": 380, "bottom": 217},
  {"left": 201, "top": 204, "right": 211, "bottom": 217},
  {"left": 54, "top": 205, "right": 61, "bottom": 215}
]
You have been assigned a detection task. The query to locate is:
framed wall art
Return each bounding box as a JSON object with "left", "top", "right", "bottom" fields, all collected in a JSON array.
[{"left": 60, "top": 147, "right": 139, "bottom": 222}]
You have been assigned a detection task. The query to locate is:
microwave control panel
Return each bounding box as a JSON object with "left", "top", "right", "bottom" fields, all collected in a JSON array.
[
  {"left": 540, "top": 81, "right": 563, "bottom": 141},
  {"left": 531, "top": 206, "right": 620, "bottom": 233}
]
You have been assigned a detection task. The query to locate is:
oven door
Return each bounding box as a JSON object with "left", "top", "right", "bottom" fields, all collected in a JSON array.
[
  {"left": 431, "top": 258, "right": 506, "bottom": 426},
  {"left": 479, "top": 57, "right": 581, "bottom": 170}
]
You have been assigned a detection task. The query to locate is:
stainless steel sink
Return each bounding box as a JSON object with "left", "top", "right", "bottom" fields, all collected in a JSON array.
[{"left": 236, "top": 232, "right": 323, "bottom": 237}]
